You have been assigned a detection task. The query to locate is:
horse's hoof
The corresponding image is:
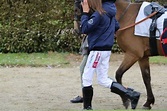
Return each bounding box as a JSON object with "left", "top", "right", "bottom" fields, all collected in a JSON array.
[
  {"left": 142, "top": 105, "right": 152, "bottom": 110},
  {"left": 123, "top": 99, "right": 130, "bottom": 109}
]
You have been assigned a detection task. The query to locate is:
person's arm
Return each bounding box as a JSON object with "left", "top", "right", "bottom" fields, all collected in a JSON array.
[{"left": 80, "top": 0, "right": 101, "bottom": 34}]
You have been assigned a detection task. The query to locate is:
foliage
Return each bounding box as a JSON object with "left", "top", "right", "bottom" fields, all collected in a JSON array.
[
  {"left": 0, "top": 0, "right": 166, "bottom": 53},
  {"left": 0, "top": 52, "right": 70, "bottom": 67},
  {"left": 0, "top": 0, "right": 81, "bottom": 53},
  {"left": 112, "top": 38, "right": 122, "bottom": 53},
  {"left": 0, "top": 53, "right": 166, "bottom": 67}
]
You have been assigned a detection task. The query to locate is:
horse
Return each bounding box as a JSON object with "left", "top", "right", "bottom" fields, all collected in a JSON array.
[
  {"left": 74, "top": 0, "right": 165, "bottom": 109},
  {"left": 115, "top": 0, "right": 166, "bottom": 109}
]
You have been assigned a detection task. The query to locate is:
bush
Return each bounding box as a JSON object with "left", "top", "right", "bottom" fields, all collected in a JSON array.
[
  {"left": 0, "top": 0, "right": 166, "bottom": 53},
  {"left": 0, "top": 0, "right": 81, "bottom": 53},
  {"left": 0, "top": 0, "right": 122, "bottom": 53}
]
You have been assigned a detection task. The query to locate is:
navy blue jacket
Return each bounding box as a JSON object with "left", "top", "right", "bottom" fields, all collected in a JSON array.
[{"left": 81, "top": 2, "right": 119, "bottom": 51}]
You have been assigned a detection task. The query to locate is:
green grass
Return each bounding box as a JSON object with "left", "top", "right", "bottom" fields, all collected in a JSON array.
[
  {"left": 69, "top": 109, "right": 166, "bottom": 111},
  {"left": 0, "top": 52, "right": 70, "bottom": 67},
  {"left": 150, "top": 56, "right": 167, "bottom": 64},
  {"left": 0, "top": 53, "right": 166, "bottom": 67},
  {"left": 91, "top": 110, "right": 165, "bottom": 111},
  {"left": 71, "top": 109, "right": 167, "bottom": 111}
]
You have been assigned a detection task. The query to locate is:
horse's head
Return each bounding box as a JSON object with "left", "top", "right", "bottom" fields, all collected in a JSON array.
[{"left": 74, "top": 0, "right": 82, "bottom": 34}]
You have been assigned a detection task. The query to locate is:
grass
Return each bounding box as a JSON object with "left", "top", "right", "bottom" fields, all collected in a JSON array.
[
  {"left": 70, "top": 108, "right": 167, "bottom": 111},
  {"left": 0, "top": 52, "right": 166, "bottom": 67},
  {"left": 150, "top": 56, "right": 167, "bottom": 64},
  {"left": 89, "top": 110, "right": 165, "bottom": 111},
  {"left": 69, "top": 109, "right": 166, "bottom": 111},
  {"left": 0, "top": 52, "right": 70, "bottom": 67}
]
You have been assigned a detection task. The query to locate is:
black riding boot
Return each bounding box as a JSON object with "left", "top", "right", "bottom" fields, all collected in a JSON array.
[
  {"left": 82, "top": 86, "right": 93, "bottom": 110},
  {"left": 110, "top": 82, "right": 140, "bottom": 109}
]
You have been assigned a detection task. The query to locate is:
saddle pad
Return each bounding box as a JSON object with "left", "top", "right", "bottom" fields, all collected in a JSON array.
[
  {"left": 134, "top": 2, "right": 167, "bottom": 38},
  {"left": 160, "top": 28, "right": 167, "bottom": 56}
]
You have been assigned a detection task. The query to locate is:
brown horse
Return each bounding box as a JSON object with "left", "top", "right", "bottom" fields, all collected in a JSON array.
[
  {"left": 74, "top": 0, "right": 165, "bottom": 109},
  {"left": 115, "top": 0, "right": 164, "bottom": 109}
]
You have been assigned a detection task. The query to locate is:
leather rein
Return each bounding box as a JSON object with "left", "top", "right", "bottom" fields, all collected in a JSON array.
[{"left": 117, "top": 2, "right": 158, "bottom": 32}]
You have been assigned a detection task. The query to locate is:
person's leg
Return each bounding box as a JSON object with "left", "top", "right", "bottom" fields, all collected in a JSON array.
[
  {"left": 82, "top": 51, "right": 98, "bottom": 110},
  {"left": 96, "top": 51, "right": 114, "bottom": 88},
  {"left": 80, "top": 55, "right": 88, "bottom": 86},
  {"left": 70, "top": 55, "right": 88, "bottom": 103},
  {"left": 110, "top": 82, "right": 140, "bottom": 109},
  {"left": 82, "top": 86, "right": 93, "bottom": 110},
  {"left": 96, "top": 51, "right": 140, "bottom": 109}
]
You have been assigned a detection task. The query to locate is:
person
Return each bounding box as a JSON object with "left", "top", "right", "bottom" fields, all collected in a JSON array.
[
  {"left": 70, "top": 35, "right": 88, "bottom": 103},
  {"left": 80, "top": 0, "right": 140, "bottom": 110},
  {"left": 70, "top": 0, "right": 119, "bottom": 104},
  {"left": 70, "top": 0, "right": 89, "bottom": 103}
]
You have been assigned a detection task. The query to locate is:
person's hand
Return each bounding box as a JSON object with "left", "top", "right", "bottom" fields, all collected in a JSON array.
[{"left": 81, "top": 0, "right": 90, "bottom": 13}]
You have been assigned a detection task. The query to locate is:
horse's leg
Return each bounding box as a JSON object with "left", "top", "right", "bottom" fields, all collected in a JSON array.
[
  {"left": 138, "top": 57, "right": 154, "bottom": 110},
  {"left": 115, "top": 53, "right": 139, "bottom": 109}
]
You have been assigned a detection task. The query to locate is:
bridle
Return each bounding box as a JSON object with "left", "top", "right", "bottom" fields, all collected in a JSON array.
[
  {"left": 117, "top": 2, "right": 131, "bottom": 22},
  {"left": 116, "top": 1, "right": 158, "bottom": 32}
]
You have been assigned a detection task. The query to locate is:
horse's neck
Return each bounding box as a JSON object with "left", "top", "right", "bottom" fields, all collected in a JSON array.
[
  {"left": 116, "top": 1, "right": 142, "bottom": 28},
  {"left": 115, "top": 1, "right": 131, "bottom": 21}
]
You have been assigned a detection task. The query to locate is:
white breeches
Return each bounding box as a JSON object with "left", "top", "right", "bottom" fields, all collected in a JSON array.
[{"left": 82, "top": 51, "right": 114, "bottom": 88}]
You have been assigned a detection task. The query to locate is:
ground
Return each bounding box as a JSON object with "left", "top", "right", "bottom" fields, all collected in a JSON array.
[{"left": 0, "top": 54, "right": 166, "bottom": 111}]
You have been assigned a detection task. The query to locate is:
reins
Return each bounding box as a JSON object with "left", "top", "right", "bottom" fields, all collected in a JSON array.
[{"left": 117, "top": 11, "right": 158, "bottom": 31}]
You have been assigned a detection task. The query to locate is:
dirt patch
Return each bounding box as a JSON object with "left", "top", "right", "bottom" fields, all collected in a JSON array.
[{"left": 0, "top": 54, "right": 166, "bottom": 111}]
